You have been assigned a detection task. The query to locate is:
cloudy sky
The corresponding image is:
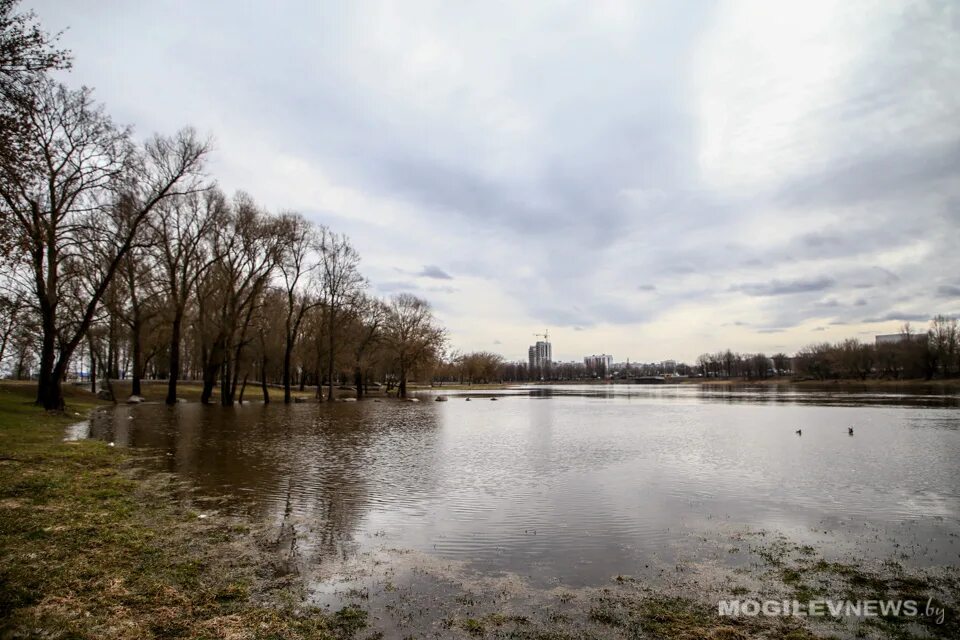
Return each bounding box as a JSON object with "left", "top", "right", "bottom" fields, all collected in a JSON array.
[{"left": 32, "top": 0, "right": 959, "bottom": 362}]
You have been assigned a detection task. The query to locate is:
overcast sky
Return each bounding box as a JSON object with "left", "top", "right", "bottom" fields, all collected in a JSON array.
[{"left": 32, "top": 0, "right": 959, "bottom": 362}]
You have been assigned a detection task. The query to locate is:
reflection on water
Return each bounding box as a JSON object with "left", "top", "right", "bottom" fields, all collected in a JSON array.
[{"left": 84, "top": 384, "right": 960, "bottom": 586}]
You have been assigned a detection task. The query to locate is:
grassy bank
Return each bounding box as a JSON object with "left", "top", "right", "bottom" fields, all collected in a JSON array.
[
  {"left": 0, "top": 383, "right": 365, "bottom": 640},
  {"left": 58, "top": 379, "right": 320, "bottom": 404}
]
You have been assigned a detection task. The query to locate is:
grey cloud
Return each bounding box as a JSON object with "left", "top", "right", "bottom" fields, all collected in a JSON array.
[
  {"left": 801, "top": 232, "right": 844, "bottom": 249},
  {"left": 862, "top": 312, "right": 931, "bottom": 323},
  {"left": 664, "top": 263, "right": 698, "bottom": 275},
  {"left": 637, "top": 284, "right": 657, "bottom": 291},
  {"left": 776, "top": 142, "right": 960, "bottom": 210},
  {"left": 937, "top": 284, "right": 960, "bottom": 298},
  {"left": 732, "top": 277, "right": 835, "bottom": 297},
  {"left": 419, "top": 265, "right": 453, "bottom": 280},
  {"left": 852, "top": 268, "right": 901, "bottom": 290}
]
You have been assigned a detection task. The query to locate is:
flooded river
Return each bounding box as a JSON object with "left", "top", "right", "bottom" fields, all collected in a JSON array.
[{"left": 76, "top": 384, "right": 960, "bottom": 593}]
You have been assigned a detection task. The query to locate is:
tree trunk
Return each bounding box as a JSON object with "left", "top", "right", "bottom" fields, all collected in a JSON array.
[
  {"left": 166, "top": 314, "right": 182, "bottom": 405},
  {"left": 261, "top": 356, "right": 270, "bottom": 404},
  {"left": 327, "top": 350, "right": 335, "bottom": 402},
  {"left": 37, "top": 375, "right": 64, "bottom": 411},
  {"left": 221, "top": 358, "right": 233, "bottom": 406},
  {"left": 38, "top": 358, "right": 70, "bottom": 411},
  {"left": 283, "top": 337, "right": 293, "bottom": 404},
  {"left": 326, "top": 310, "right": 336, "bottom": 402},
  {"left": 131, "top": 317, "right": 142, "bottom": 397},
  {"left": 239, "top": 373, "right": 248, "bottom": 404},
  {"left": 100, "top": 359, "right": 116, "bottom": 406},
  {"left": 201, "top": 363, "right": 217, "bottom": 404},
  {"left": 0, "top": 318, "right": 13, "bottom": 366},
  {"left": 15, "top": 350, "right": 27, "bottom": 380},
  {"left": 107, "top": 312, "right": 117, "bottom": 380},
  {"left": 201, "top": 336, "right": 225, "bottom": 405},
  {"left": 354, "top": 366, "right": 363, "bottom": 399},
  {"left": 88, "top": 335, "right": 97, "bottom": 394},
  {"left": 35, "top": 304, "right": 57, "bottom": 408},
  {"left": 231, "top": 364, "right": 241, "bottom": 402}
]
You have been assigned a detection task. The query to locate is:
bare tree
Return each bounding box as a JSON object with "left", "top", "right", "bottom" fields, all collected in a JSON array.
[
  {"left": 0, "top": 283, "right": 25, "bottom": 369},
  {"left": 117, "top": 245, "right": 165, "bottom": 397},
  {"left": 382, "top": 293, "right": 445, "bottom": 398},
  {"left": 458, "top": 351, "right": 504, "bottom": 384},
  {"left": 930, "top": 315, "right": 958, "bottom": 378},
  {"left": 252, "top": 287, "right": 286, "bottom": 403},
  {"left": 0, "top": 1, "right": 70, "bottom": 257},
  {"left": 275, "top": 213, "right": 321, "bottom": 403},
  {"left": 0, "top": 1, "right": 69, "bottom": 101},
  {"left": 197, "top": 194, "right": 279, "bottom": 405},
  {"left": 153, "top": 189, "right": 222, "bottom": 404},
  {"left": 771, "top": 352, "right": 789, "bottom": 376},
  {"left": 0, "top": 80, "right": 208, "bottom": 409},
  {"left": 318, "top": 228, "right": 364, "bottom": 401},
  {"left": 346, "top": 294, "right": 388, "bottom": 399}
]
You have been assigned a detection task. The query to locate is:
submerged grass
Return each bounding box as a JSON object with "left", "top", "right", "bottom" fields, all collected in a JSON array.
[
  {"left": 585, "top": 592, "right": 836, "bottom": 640},
  {"left": 751, "top": 534, "right": 960, "bottom": 640},
  {"left": 0, "top": 383, "right": 357, "bottom": 639}
]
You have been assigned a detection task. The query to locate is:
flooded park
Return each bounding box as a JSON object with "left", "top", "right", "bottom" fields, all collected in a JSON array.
[{"left": 71, "top": 384, "right": 960, "bottom": 638}]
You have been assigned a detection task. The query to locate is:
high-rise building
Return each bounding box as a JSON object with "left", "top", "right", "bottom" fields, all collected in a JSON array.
[
  {"left": 584, "top": 354, "right": 613, "bottom": 376},
  {"left": 528, "top": 340, "right": 552, "bottom": 374}
]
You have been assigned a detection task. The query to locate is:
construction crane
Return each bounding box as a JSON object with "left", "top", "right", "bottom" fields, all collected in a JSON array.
[{"left": 533, "top": 329, "right": 550, "bottom": 343}]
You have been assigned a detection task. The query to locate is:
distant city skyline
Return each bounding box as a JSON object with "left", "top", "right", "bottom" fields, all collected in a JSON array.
[{"left": 33, "top": 0, "right": 960, "bottom": 362}]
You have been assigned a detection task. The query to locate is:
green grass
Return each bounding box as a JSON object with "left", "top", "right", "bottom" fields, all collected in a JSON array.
[
  {"left": 587, "top": 594, "right": 768, "bottom": 639},
  {"left": 0, "top": 383, "right": 355, "bottom": 640}
]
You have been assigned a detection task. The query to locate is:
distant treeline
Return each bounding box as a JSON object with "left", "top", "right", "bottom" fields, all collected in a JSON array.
[
  {"left": 792, "top": 317, "right": 958, "bottom": 381},
  {"left": 431, "top": 353, "right": 696, "bottom": 384},
  {"left": 430, "top": 316, "right": 960, "bottom": 386},
  {"left": 696, "top": 316, "right": 959, "bottom": 382}
]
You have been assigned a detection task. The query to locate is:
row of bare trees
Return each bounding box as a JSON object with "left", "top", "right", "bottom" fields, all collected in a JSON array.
[
  {"left": 695, "top": 351, "right": 789, "bottom": 379},
  {"left": 0, "top": 1, "right": 445, "bottom": 409},
  {"left": 792, "top": 318, "right": 959, "bottom": 381},
  {"left": 433, "top": 351, "right": 505, "bottom": 385},
  {"left": 694, "top": 317, "right": 959, "bottom": 382}
]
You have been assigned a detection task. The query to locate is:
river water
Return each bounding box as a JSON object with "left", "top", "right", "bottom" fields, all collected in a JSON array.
[{"left": 78, "top": 384, "right": 960, "bottom": 592}]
